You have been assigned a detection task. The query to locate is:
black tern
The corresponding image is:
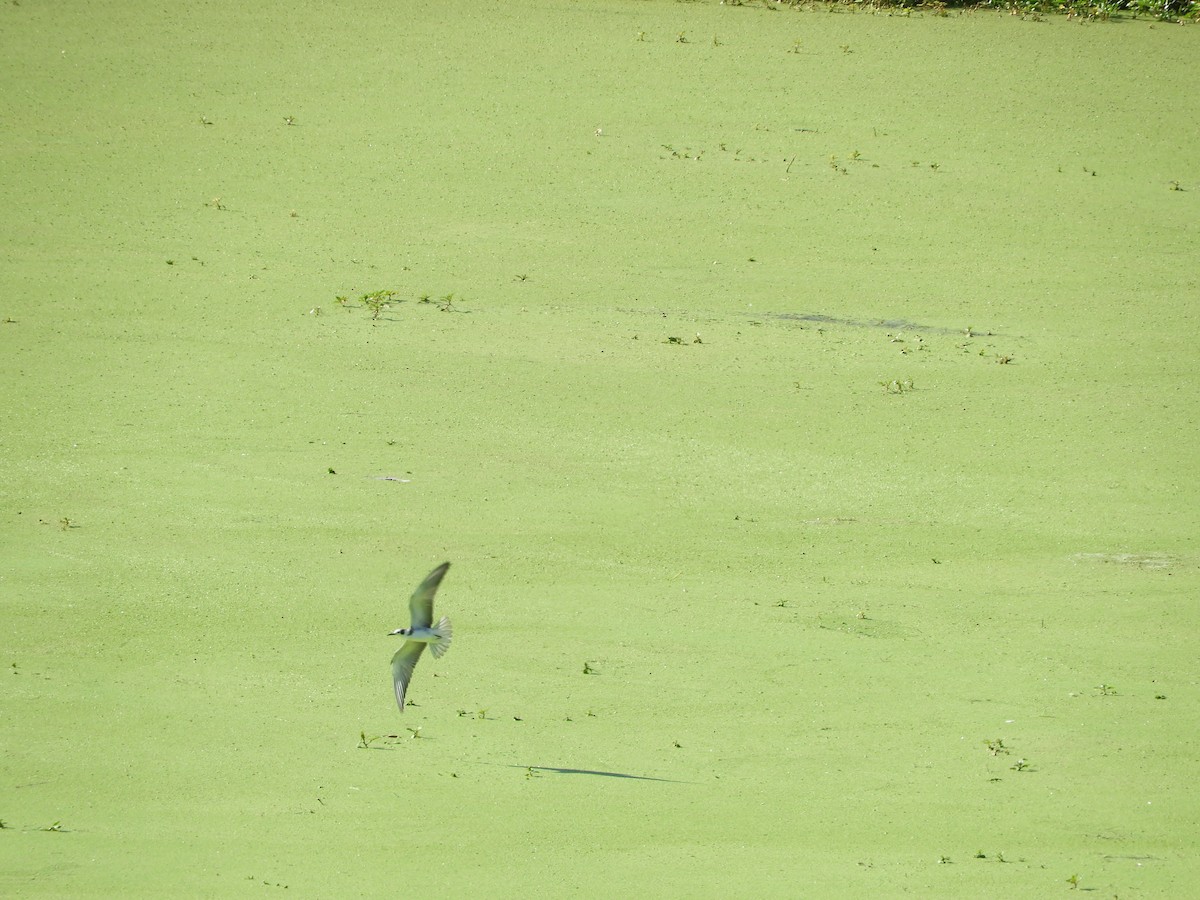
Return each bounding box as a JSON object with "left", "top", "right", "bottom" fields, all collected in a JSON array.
[{"left": 389, "top": 562, "right": 453, "bottom": 712}]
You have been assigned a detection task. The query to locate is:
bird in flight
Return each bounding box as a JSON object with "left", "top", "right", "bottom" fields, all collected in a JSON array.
[{"left": 389, "top": 562, "right": 453, "bottom": 712}]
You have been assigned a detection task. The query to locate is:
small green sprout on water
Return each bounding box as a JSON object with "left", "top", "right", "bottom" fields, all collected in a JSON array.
[
  {"left": 42, "top": 821, "right": 65, "bottom": 832},
  {"left": 637, "top": 30, "right": 646, "bottom": 42},
  {"left": 676, "top": 31, "right": 688, "bottom": 44},
  {"left": 788, "top": 39, "right": 802, "bottom": 54},
  {"left": 984, "top": 738, "right": 1009, "bottom": 756},
  {"left": 583, "top": 662, "right": 598, "bottom": 675},
  {"left": 974, "top": 850, "right": 986, "bottom": 859},
  {"left": 360, "top": 289, "right": 398, "bottom": 319},
  {"left": 1010, "top": 758, "right": 1030, "bottom": 772},
  {"left": 1066, "top": 873, "right": 1080, "bottom": 889},
  {"left": 438, "top": 293, "right": 456, "bottom": 312},
  {"left": 283, "top": 115, "right": 297, "bottom": 126},
  {"left": 1097, "top": 683, "right": 1117, "bottom": 696},
  {"left": 880, "top": 378, "right": 914, "bottom": 394},
  {"left": 665, "top": 336, "right": 685, "bottom": 345},
  {"left": 1168, "top": 180, "right": 1183, "bottom": 191},
  {"left": 199, "top": 116, "right": 213, "bottom": 126},
  {"left": 334, "top": 295, "right": 350, "bottom": 308},
  {"left": 938, "top": 855, "right": 951, "bottom": 864},
  {"left": 406, "top": 726, "right": 422, "bottom": 739}
]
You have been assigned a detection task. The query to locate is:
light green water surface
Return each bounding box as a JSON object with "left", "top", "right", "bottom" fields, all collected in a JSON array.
[{"left": 2, "top": 1, "right": 1198, "bottom": 895}]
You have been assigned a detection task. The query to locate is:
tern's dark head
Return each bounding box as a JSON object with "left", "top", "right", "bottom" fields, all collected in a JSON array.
[{"left": 389, "top": 627, "right": 411, "bottom": 637}]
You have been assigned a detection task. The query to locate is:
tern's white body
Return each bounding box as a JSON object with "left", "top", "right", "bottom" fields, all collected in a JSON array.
[
  {"left": 388, "top": 562, "right": 453, "bottom": 712},
  {"left": 390, "top": 623, "right": 451, "bottom": 647}
]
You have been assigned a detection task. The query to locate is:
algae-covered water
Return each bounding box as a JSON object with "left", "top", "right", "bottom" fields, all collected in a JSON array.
[{"left": 2, "top": 0, "right": 1198, "bottom": 895}]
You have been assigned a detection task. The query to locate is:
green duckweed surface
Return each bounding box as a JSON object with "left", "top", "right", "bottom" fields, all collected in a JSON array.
[{"left": 2, "top": 1, "right": 1198, "bottom": 895}]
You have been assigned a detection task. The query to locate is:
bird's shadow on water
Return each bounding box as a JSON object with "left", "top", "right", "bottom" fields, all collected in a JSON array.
[{"left": 509, "top": 765, "right": 693, "bottom": 783}]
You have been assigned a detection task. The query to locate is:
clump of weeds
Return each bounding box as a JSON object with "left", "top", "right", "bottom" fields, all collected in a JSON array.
[
  {"left": 359, "top": 730, "right": 420, "bottom": 748},
  {"left": 417, "top": 293, "right": 460, "bottom": 312},
  {"left": 984, "top": 738, "right": 1009, "bottom": 756},
  {"left": 880, "top": 378, "right": 914, "bottom": 394},
  {"left": 333, "top": 290, "right": 404, "bottom": 319},
  {"left": 360, "top": 289, "right": 398, "bottom": 319}
]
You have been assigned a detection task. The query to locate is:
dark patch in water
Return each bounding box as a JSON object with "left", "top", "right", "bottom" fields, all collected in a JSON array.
[
  {"left": 763, "top": 312, "right": 998, "bottom": 336},
  {"left": 514, "top": 765, "right": 688, "bottom": 783}
]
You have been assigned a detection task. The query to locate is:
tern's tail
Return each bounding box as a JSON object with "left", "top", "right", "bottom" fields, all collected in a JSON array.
[{"left": 428, "top": 616, "right": 452, "bottom": 659}]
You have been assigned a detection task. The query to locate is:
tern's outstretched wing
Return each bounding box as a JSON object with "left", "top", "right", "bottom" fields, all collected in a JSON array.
[
  {"left": 391, "top": 641, "right": 426, "bottom": 712},
  {"left": 408, "top": 562, "right": 450, "bottom": 629}
]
